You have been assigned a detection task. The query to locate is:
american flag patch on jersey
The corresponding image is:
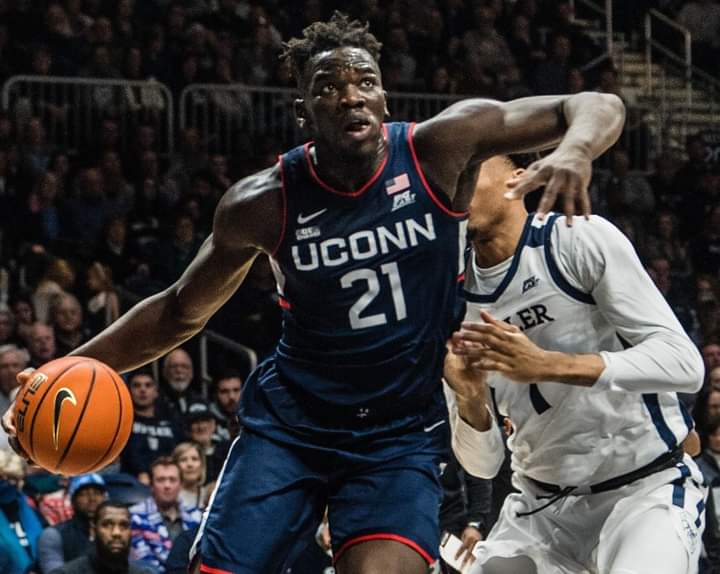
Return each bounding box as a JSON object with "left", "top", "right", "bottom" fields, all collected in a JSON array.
[{"left": 385, "top": 173, "right": 410, "bottom": 195}]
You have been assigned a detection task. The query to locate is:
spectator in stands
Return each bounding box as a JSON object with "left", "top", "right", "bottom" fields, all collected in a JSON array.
[
  {"left": 37, "top": 474, "right": 107, "bottom": 574},
  {"left": 0, "top": 345, "right": 28, "bottom": 416},
  {"left": 704, "top": 342, "right": 720, "bottom": 373},
  {"left": 36, "top": 477, "right": 73, "bottom": 527},
  {"left": 649, "top": 151, "right": 681, "bottom": 211},
  {"left": 121, "top": 370, "right": 182, "bottom": 483},
  {"left": 129, "top": 457, "right": 202, "bottom": 574},
  {"left": 595, "top": 148, "right": 655, "bottom": 224},
  {"left": 644, "top": 210, "right": 692, "bottom": 279},
  {"left": 159, "top": 348, "right": 200, "bottom": 417},
  {"left": 51, "top": 293, "right": 90, "bottom": 357},
  {"left": 21, "top": 171, "right": 63, "bottom": 245},
  {"left": 697, "top": 416, "right": 720, "bottom": 485},
  {"left": 62, "top": 167, "right": 113, "bottom": 246},
  {"left": 0, "top": 309, "right": 18, "bottom": 347},
  {"left": 0, "top": 449, "right": 42, "bottom": 574},
  {"left": 85, "top": 262, "right": 120, "bottom": 336},
  {"left": 648, "top": 255, "right": 698, "bottom": 339},
  {"left": 677, "top": 0, "right": 720, "bottom": 74},
  {"left": 675, "top": 134, "right": 709, "bottom": 201},
  {"left": 20, "top": 117, "right": 53, "bottom": 179},
  {"left": 100, "top": 151, "right": 135, "bottom": 217},
  {"left": 566, "top": 67, "right": 586, "bottom": 94},
  {"left": 172, "top": 442, "right": 213, "bottom": 509},
  {"left": 185, "top": 402, "right": 230, "bottom": 483},
  {"left": 94, "top": 216, "right": 137, "bottom": 285},
  {"left": 383, "top": 26, "right": 418, "bottom": 90},
  {"left": 532, "top": 33, "right": 571, "bottom": 94},
  {"left": 694, "top": 387, "right": 720, "bottom": 439},
  {"left": 507, "top": 13, "right": 545, "bottom": 85},
  {"left": 122, "top": 46, "right": 166, "bottom": 124},
  {"left": 691, "top": 203, "right": 720, "bottom": 275},
  {"left": 50, "top": 501, "right": 155, "bottom": 574},
  {"left": 209, "top": 372, "right": 242, "bottom": 441},
  {"left": 33, "top": 257, "right": 75, "bottom": 324},
  {"left": 10, "top": 294, "right": 35, "bottom": 347},
  {"left": 27, "top": 322, "right": 57, "bottom": 368},
  {"left": 709, "top": 367, "right": 720, "bottom": 392},
  {"left": 153, "top": 213, "right": 203, "bottom": 286}
]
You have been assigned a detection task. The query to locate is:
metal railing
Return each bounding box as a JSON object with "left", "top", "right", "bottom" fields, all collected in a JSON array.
[
  {"left": 199, "top": 330, "right": 257, "bottom": 396},
  {"left": 179, "top": 83, "right": 461, "bottom": 154},
  {"left": 644, "top": 9, "right": 692, "bottom": 112},
  {"left": 1, "top": 75, "right": 175, "bottom": 157}
]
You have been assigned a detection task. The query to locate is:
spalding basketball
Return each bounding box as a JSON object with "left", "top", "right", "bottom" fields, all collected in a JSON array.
[{"left": 15, "top": 356, "right": 133, "bottom": 476}]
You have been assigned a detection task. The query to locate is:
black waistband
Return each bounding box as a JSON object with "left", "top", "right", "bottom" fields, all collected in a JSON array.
[{"left": 529, "top": 446, "right": 685, "bottom": 495}]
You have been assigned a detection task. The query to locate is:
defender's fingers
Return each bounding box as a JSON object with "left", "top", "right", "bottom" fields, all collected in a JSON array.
[{"left": 477, "top": 311, "right": 518, "bottom": 332}]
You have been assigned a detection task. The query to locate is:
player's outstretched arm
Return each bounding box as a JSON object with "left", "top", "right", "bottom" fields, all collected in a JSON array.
[
  {"left": 451, "top": 311, "right": 605, "bottom": 386},
  {"left": 443, "top": 349, "right": 505, "bottom": 479},
  {"left": 66, "top": 166, "right": 283, "bottom": 373},
  {"left": 413, "top": 92, "right": 625, "bottom": 218}
]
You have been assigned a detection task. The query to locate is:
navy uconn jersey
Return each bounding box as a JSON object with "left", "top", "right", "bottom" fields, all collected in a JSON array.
[
  {"left": 463, "top": 213, "right": 694, "bottom": 486},
  {"left": 268, "top": 122, "right": 467, "bottom": 416}
]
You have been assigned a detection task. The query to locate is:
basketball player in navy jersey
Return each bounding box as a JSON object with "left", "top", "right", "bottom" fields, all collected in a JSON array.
[{"left": 3, "top": 13, "right": 625, "bottom": 574}]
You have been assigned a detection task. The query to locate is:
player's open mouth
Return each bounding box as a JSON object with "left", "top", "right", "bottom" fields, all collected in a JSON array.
[{"left": 344, "top": 118, "right": 372, "bottom": 139}]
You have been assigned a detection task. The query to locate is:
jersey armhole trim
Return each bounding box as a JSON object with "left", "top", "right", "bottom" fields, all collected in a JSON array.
[
  {"left": 407, "top": 122, "right": 467, "bottom": 219},
  {"left": 270, "top": 155, "right": 288, "bottom": 258},
  {"left": 542, "top": 214, "right": 596, "bottom": 305}
]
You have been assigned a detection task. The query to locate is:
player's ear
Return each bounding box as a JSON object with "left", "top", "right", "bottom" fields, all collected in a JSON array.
[
  {"left": 294, "top": 99, "right": 309, "bottom": 129},
  {"left": 512, "top": 168, "right": 526, "bottom": 179}
]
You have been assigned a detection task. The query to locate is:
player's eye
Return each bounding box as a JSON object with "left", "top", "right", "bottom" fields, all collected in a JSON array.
[
  {"left": 361, "top": 78, "right": 376, "bottom": 87},
  {"left": 321, "top": 83, "right": 337, "bottom": 95}
]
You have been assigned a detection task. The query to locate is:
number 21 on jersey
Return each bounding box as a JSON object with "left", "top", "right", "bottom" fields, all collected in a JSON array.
[{"left": 340, "top": 262, "right": 407, "bottom": 329}]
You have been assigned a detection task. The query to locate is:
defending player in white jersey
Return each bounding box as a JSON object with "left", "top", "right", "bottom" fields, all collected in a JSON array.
[{"left": 444, "top": 154, "right": 707, "bottom": 574}]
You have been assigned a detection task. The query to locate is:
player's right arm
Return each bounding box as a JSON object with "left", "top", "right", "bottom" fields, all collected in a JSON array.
[
  {"left": 67, "top": 165, "right": 282, "bottom": 371},
  {"left": 2, "top": 165, "right": 283, "bottom": 436}
]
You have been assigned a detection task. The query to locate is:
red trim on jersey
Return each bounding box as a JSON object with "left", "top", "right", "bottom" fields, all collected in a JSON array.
[
  {"left": 303, "top": 125, "right": 389, "bottom": 197},
  {"left": 407, "top": 122, "right": 467, "bottom": 219},
  {"left": 270, "top": 155, "right": 288, "bottom": 257},
  {"left": 457, "top": 273, "right": 465, "bottom": 282},
  {"left": 278, "top": 296, "right": 292, "bottom": 310},
  {"left": 333, "top": 533, "right": 435, "bottom": 566},
  {"left": 200, "top": 564, "right": 233, "bottom": 574}
]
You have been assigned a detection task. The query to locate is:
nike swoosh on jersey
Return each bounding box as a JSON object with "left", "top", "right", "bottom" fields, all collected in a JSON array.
[
  {"left": 423, "top": 420, "right": 446, "bottom": 433},
  {"left": 52, "top": 388, "right": 77, "bottom": 450},
  {"left": 297, "top": 208, "right": 328, "bottom": 224}
]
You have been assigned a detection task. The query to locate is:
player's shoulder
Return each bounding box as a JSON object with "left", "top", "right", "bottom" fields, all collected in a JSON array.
[
  {"left": 545, "top": 213, "right": 627, "bottom": 248},
  {"left": 221, "top": 163, "right": 282, "bottom": 210}
]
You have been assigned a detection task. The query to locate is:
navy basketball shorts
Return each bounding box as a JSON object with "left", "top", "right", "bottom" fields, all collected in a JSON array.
[{"left": 193, "top": 418, "right": 447, "bottom": 573}]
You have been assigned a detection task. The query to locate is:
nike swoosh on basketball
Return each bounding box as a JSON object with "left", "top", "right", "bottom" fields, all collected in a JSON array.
[
  {"left": 297, "top": 209, "right": 328, "bottom": 224},
  {"left": 52, "top": 388, "right": 77, "bottom": 450},
  {"left": 424, "top": 420, "right": 446, "bottom": 433}
]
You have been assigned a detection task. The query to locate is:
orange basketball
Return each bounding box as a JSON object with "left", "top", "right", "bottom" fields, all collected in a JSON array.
[{"left": 15, "top": 356, "right": 134, "bottom": 476}]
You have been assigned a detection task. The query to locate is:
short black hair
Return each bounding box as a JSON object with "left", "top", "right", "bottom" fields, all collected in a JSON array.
[
  {"left": 280, "top": 11, "right": 382, "bottom": 87},
  {"left": 506, "top": 153, "right": 540, "bottom": 170},
  {"left": 94, "top": 500, "right": 129, "bottom": 524}
]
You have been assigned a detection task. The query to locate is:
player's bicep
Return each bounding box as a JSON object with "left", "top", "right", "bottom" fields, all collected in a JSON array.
[{"left": 415, "top": 96, "right": 566, "bottom": 168}]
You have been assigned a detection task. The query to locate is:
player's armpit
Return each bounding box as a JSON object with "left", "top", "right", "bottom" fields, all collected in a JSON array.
[{"left": 683, "top": 429, "right": 700, "bottom": 457}]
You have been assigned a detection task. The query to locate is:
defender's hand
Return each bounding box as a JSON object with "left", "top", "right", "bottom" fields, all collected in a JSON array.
[
  {"left": 455, "top": 526, "right": 483, "bottom": 569},
  {"left": 444, "top": 345, "right": 488, "bottom": 402},
  {"left": 505, "top": 148, "right": 592, "bottom": 223},
  {"left": 451, "top": 311, "right": 549, "bottom": 383}
]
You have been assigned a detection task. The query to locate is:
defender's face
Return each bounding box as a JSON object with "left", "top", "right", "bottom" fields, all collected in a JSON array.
[
  {"left": 467, "top": 156, "right": 524, "bottom": 241},
  {"left": 301, "top": 47, "right": 386, "bottom": 157}
]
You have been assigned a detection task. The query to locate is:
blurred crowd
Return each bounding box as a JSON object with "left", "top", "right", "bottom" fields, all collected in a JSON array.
[{"left": 1, "top": 0, "right": 720, "bottom": 573}]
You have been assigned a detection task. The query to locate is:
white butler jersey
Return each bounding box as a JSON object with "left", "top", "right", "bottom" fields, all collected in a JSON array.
[{"left": 461, "top": 213, "right": 704, "bottom": 487}]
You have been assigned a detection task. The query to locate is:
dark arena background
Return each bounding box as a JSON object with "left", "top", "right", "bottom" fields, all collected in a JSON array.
[{"left": 0, "top": 2, "right": 720, "bottom": 574}]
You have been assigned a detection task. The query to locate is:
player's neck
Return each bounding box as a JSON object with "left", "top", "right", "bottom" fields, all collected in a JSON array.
[
  {"left": 311, "top": 139, "right": 387, "bottom": 192},
  {"left": 472, "top": 209, "right": 528, "bottom": 268}
]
